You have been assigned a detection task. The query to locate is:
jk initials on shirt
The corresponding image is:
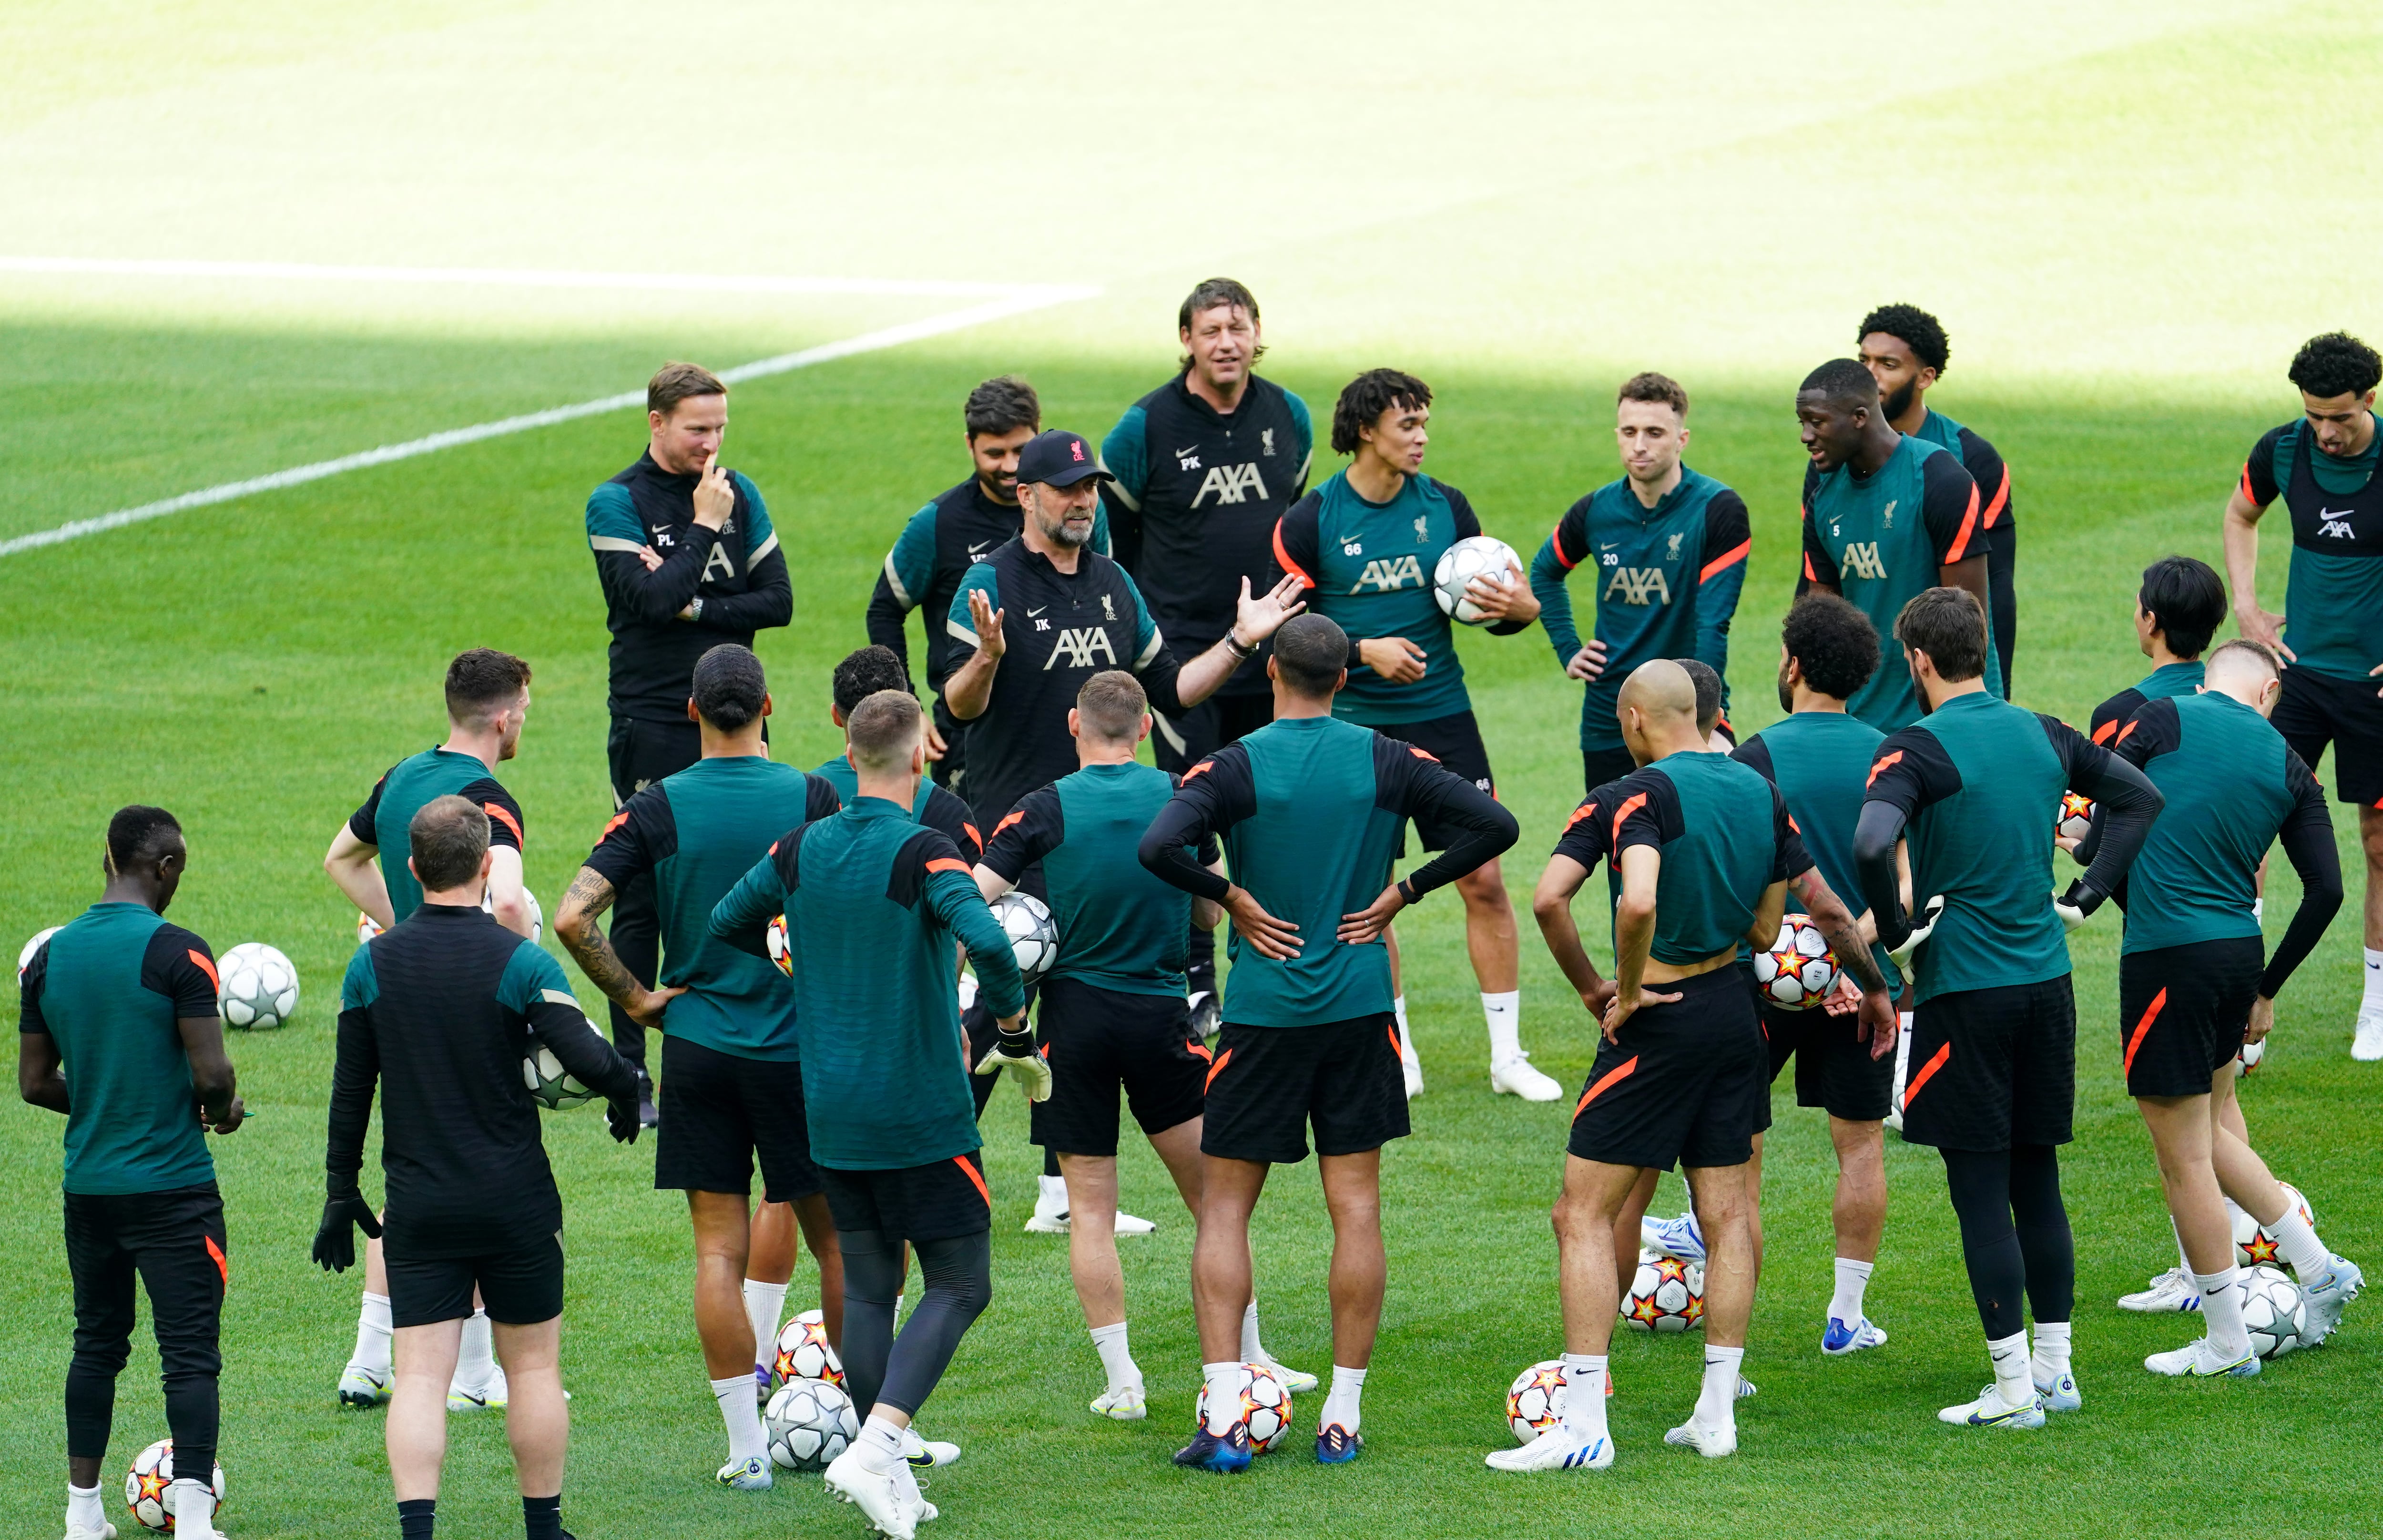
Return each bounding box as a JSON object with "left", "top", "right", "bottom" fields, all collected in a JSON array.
[
  {"left": 1043, "top": 627, "right": 1119, "bottom": 670},
  {"left": 1840, "top": 541, "right": 1888, "bottom": 581}
]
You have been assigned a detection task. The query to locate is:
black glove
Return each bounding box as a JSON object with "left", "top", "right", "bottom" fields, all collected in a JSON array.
[
  {"left": 311, "top": 1191, "right": 382, "bottom": 1273},
  {"left": 607, "top": 1095, "right": 642, "bottom": 1145},
  {"left": 2055, "top": 878, "right": 2103, "bottom": 931}
]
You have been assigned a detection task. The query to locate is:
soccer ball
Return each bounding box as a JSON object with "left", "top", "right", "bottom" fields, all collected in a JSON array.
[
  {"left": 2238, "top": 1036, "right": 2265, "bottom": 1074},
  {"left": 766, "top": 913, "right": 794, "bottom": 979},
  {"left": 124, "top": 1439, "right": 224, "bottom": 1534},
  {"left": 988, "top": 891, "right": 1058, "bottom": 986},
  {"left": 2055, "top": 791, "right": 2095, "bottom": 843},
  {"left": 1195, "top": 1362, "right": 1293, "bottom": 1455},
  {"left": 2236, "top": 1183, "right": 2315, "bottom": 1272},
  {"left": 486, "top": 885, "right": 544, "bottom": 945},
  {"left": 1621, "top": 1252, "right": 1704, "bottom": 1332},
  {"left": 356, "top": 911, "right": 381, "bottom": 943},
  {"left": 1751, "top": 913, "right": 1839, "bottom": 1009},
  {"left": 765, "top": 1377, "right": 858, "bottom": 1469},
  {"left": 2240, "top": 1265, "right": 2306, "bottom": 1359},
  {"left": 17, "top": 925, "right": 61, "bottom": 984},
  {"left": 216, "top": 942, "right": 299, "bottom": 1030},
  {"left": 1431, "top": 535, "right": 1524, "bottom": 626},
  {"left": 1506, "top": 1359, "right": 1568, "bottom": 1443},
  {"left": 522, "top": 1025, "right": 601, "bottom": 1110},
  {"left": 772, "top": 1308, "right": 843, "bottom": 1386}
]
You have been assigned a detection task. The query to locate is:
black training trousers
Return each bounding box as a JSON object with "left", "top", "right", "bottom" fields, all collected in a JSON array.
[
  {"left": 1941, "top": 1143, "right": 2073, "bottom": 1339},
  {"left": 604, "top": 715, "right": 704, "bottom": 1069},
  {"left": 838, "top": 1228, "right": 992, "bottom": 1419},
  {"left": 64, "top": 1183, "right": 227, "bottom": 1477}
]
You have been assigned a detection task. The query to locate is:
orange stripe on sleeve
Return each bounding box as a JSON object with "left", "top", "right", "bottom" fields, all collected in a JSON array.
[
  {"left": 1271, "top": 520, "right": 1315, "bottom": 589},
  {"left": 1609, "top": 791, "right": 1649, "bottom": 846},
  {"left": 188, "top": 949, "right": 220, "bottom": 991},
  {"left": 1902, "top": 1041, "right": 1951, "bottom": 1105},
  {"left": 1204, "top": 1046, "right": 1234, "bottom": 1092},
  {"left": 1803, "top": 551, "right": 1816, "bottom": 582},
  {"left": 2114, "top": 720, "right": 2139, "bottom": 746},
  {"left": 2239, "top": 463, "right": 2256, "bottom": 504},
  {"left": 2122, "top": 989, "right": 2168, "bottom": 1077},
  {"left": 1549, "top": 519, "right": 1579, "bottom": 571},
  {"left": 1981, "top": 464, "right": 2010, "bottom": 530},
  {"left": 1942, "top": 482, "right": 1982, "bottom": 565},
  {"left": 599, "top": 810, "right": 630, "bottom": 840},
  {"left": 1408, "top": 745, "right": 1440, "bottom": 762},
  {"left": 952, "top": 1155, "right": 991, "bottom": 1210},
  {"left": 1182, "top": 761, "right": 1213, "bottom": 782},
  {"left": 1562, "top": 800, "right": 1599, "bottom": 833},
  {"left": 2090, "top": 721, "right": 2117, "bottom": 745},
  {"left": 1866, "top": 750, "right": 1904, "bottom": 789},
  {"left": 484, "top": 802, "right": 524, "bottom": 847},
  {"left": 1698, "top": 539, "right": 1751, "bottom": 584},
  {"left": 926, "top": 857, "right": 969, "bottom": 875},
  {"left": 962, "top": 822, "right": 983, "bottom": 856},
  {"left": 1572, "top": 1055, "right": 1640, "bottom": 1117},
  {"left": 992, "top": 810, "right": 1027, "bottom": 838}
]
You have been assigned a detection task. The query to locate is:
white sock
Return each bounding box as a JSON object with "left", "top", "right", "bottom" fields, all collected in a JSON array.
[
  {"left": 1695, "top": 1345, "right": 1743, "bottom": 1425},
  {"left": 2030, "top": 1320, "right": 2072, "bottom": 1383},
  {"left": 2224, "top": 1194, "right": 2250, "bottom": 1230},
  {"left": 354, "top": 1291, "right": 393, "bottom": 1374},
  {"left": 2364, "top": 948, "right": 2383, "bottom": 1013},
  {"left": 453, "top": 1308, "right": 496, "bottom": 1391},
  {"left": 2264, "top": 1198, "right": 2334, "bottom": 1280},
  {"left": 1482, "top": 989, "right": 1522, "bottom": 1063},
  {"left": 1320, "top": 1364, "right": 1366, "bottom": 1433},
  {"left": 1239, "top": 1300, "right": 1266, "bottom": 1364},
  {"left": 2173, "top": 1215, "right": 2192, "bottom": 1276},
  {"left": 67, "top": 1482, "right": 105, "bottom": 1534},
  {"left": 1039, "top": 1172, "right": 1068, "bottom": 1206},
  {"left": 2195, "top": 1266, "right": 2251, "bottom": 1359},
  {"left": 1558, "top": 1353, "right": 1609, "bottom": 1441},
  {"left": 1202, "top": 1361, "right": 1242, "bottom": 1434},
  {"left": 743, "top": 1279, "right": 788, "bottom": 1370},
  {"left": 1828, "top": 1257, "right": 1874, "bottom": 1324},
  {"left": 1988, "top": 1328, "right": 2033, "bottom": 1408},
  {"left": 857, "top": 1412, "right": 906, "bottom": 1472},
  {"left": 1089, "top": 1320, "right": 1139, "bottom": 1391},
  {"left": 168, "top": 1478, "right": 218, "bottom": 1540},
  {"left": 1394, "top": 995, "right": 1418, "bottom": 1067},
  {"left": 712, "top": 1374, "right": 768, "bottom": 1464}
]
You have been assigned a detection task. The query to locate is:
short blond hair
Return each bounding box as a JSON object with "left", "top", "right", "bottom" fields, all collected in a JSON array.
[{"left": 847, "top": 689, "right": 923, "bottom": 773}]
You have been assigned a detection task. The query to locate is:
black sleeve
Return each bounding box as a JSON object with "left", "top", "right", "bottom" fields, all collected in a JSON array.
[
  {"left": 1920, "top": 450, "right": 1985, "bottom": 567},
  {"left": 347, "top": 770, "right": 389, "bottom": 846},
  {"left": 583, "top": 786, "right": 672, "bottom": 889},
  {"left": 696, "top": 541, "right": 794, "bottom": 632},
  {"left": 1769, "top": 783, "right": 1815, "bottom": 884},
  {"left": 805, "top": 773, "right": 843, "bottom": 823},
  {"left": 920, "top": 786, "right": 983, "bottom": 863},
  {"left": 2263, "top": 754, "right": 2344, "bottom": 998},
  {"left": 526, "top": 995, "right": 639, "bottom": 1103},
  {"left": 2242, "top": 426, "right": 2285, "bottom": 508},
  {"left": 2042, "top": 713, "right": 2163, "bottom": 905},
  {"left": 1731, "top": 734, "right": 1776, "bottom": 783},
  {"left": 593, "top": 528, "right": 723, "bottom": 625},
  {"left": 1438, "top": 484, "right": 1529, "bottom": 637},
  {"left": 1378, "top": 736, "right": 1521, "bottom": 898},
  {"left": 1137, "top": 745, "right": 1255, "bottom": 902},
  {"left": 1854, "top": 727, "right": 1961, "bottom": 948},
  {"left": 1704, "top": 490, "right": 1752, "bottom": 562},
  {"left": 18, "top": 937, "right": 50, "bottom": 1036},
  {"left": 865, "top": 571, "right": 913, "bottom": 676},
  {"left": 982, "top": 786, "right": 1064, "bottom": 884},
  {"left": 1135, "top": 639, "right": 1195, "bottom": 718},
  {"left": 2087, "top": 688, "right": 2147, "bottom": 746},
  {"left": 326, "top": 1003, "right": 378, "bottom": 1195},
  {"left": 458, "top": 777, "right": 526, "bottom": 853},
  {"left": 1799, "top": 464, "right": 1839, "bottom": 592},
  {"left": 2077, "top": 697, "right": 2178, "bottom": 868},
  {"left": 1961, "top": 428, "right": 2013, "bottom": 535},
  {"left": 1608, "top": 773, "right": 1675, "bottom": 858},
  {"left": 1551, "top": 794, "right": 1610, "bottom": 870},
  {"left": 142, "top": 926, "right": 224, "bottom": 1020}
]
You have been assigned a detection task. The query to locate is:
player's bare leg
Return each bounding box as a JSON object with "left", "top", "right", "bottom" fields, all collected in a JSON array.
[
  {"left": 742, "top": 1200, "right": 796, "bottom": 1402},
  {"left": 1667, "top": 1162, "right": 1752, "bottom": 1454},
  {"left": 338, "top": 1226, "right": 396, "bottom": 1407},
  {"left": 688, "top": 1191, "right": 772, "bottom": 1488},
  {"left": 1819, "top": 1116, "right": 1890, "bottom": 1355},
  {"left": 1457, "top": 860, "right": 1559, "bottom": 1100},
  {"left": 789, "top": 1193, "right": 845, "bottom": 1350},
  {"left": 2208, "top": 1066, "right": 2361, "bottom": 1342},
  {"left": 490, "top": 1317, "right": 566, "bottom": 1502},
  {"left": 2356, "top": 807, "right": 2383, "bottom": 1059},
  {"left": 1487, "top": 1154, "right": 1638, "bottom": 1470},
  {"left": 2137, "top": 1093, "right": 2258, "bottom": 1376},
  {"left": 1314, "top": 1149, "right": 1385, "bottom": 1458},
  {"left": 1060, "top": 1147, "right": 1140, "bottom": 1418},
  {"left": 388, "top": 1319, "right": 463, "bottom": 1501}
]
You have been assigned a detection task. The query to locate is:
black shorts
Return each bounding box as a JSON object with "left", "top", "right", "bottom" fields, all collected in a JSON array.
[
  {"left": 606, "top": 715, "right": 703, "bottom": 806},
  {"left": 1762, "top": 994, "right": 1896, "bottom": 1122},
  {"left": 654, "top": 1034, "right": 822, "bottom": 1203},
  {"left": 1202, "top": 1014, "right": 1409, "bottom": 1164},
  {"left": 2119, "top": 938, "right": 2259, "bottom": 1098},
  {"left": 1029, "top": 976, "right": 1208, "bottom": 1158},
  {"left": 1569, "top": 967, "right": 1766, "bottom": 1171},
  {"left": 1582, "top": 745, "right": 1638, "bottom": 797},
  {"left": 387, "top": 1233, "right": 564, "bottom": 1327},
  {"left": 819, "top": 1152, "right": 991, "bottom": 1244},
  {"left": 1373, "top": 711, "right": 1496, "bottom": 852},
  {"left": 1151, "top": 691, "right": 1275, "bottom": 775},
  {"left": 1898, "top": 976, "right": 2076, "bottom": 1152},
  {"left": 2272, "top": 663, "right": 2383, "bottom": 805}
]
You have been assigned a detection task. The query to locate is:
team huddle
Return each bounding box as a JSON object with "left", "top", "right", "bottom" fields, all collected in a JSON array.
[{"left": 20, "top": 281, "right": 2383, "bottom": 1539}]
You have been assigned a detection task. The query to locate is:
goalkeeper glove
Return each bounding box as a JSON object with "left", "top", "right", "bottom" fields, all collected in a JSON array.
[
  {"left": 2054, "top": 879, "right": 2102, "bottom": 932},
  {"left": 973, "top": 1025, "right": 1052, "bottom": 1102},
  {"left": 1887, "top": 895, "right": 1944, "bottom": 967},
  {"left": 311, "top": 1188, "right": 382, "bottom": 1273}
]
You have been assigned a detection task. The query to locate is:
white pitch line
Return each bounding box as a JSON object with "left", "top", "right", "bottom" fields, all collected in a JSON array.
[
  {"left": 0, "top": 255, "right": 1081, "bottom": 302},
  {"left": 0, "top": 285, "right": 1098, "bottom": 560}
]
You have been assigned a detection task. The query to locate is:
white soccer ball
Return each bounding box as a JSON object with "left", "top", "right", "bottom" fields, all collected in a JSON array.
[
  {"left": 2055, "top": 791, "right": 2095, "bottom": 843},
  {"left": 989, "top": 891, "right": 1058, "bottom": 986},
  {"left": 1751, "top": 913, "right": 1839, "bottom": 1009},
  {"left": 1621, "top": 1251, "right": 1704, "bottom": 1332},
  {"left": 522, "top": 1023, "right": 601, "bottom": 1110},
  {"left": 18, "top": 925, "right": 61, "bottom": 984},
  {"left": 124, "top": 1438, "right": 224, "bottom": 1534},
  {"left": 2235, "top": 1182, "right": 2314, "bottom": 1272},
  {"left": 215, "top": 942, "right": 299, "bottom": 1030},
  {"left": 2240, "top": 1265, "right": 2305, "bottom": 1359},
  {"left": 1195, "top": 1362, "right": 1293, "bottom": 1455},
  {"left": 772, "top": 1307, "right": 844, "bottom": 1386},
  {"left": 766, "top": 913, "right": 794, "bottom": 979},
  {"left": 2237, "top": 1036, "right": 2265, "bottom": 1074},
  {"left": 1506, "top": 1359, "right": 1568, "bottom": 1443},
  {"left": 1431, "top": 535, "right": 1524, "bottom": 626},
  {"left": 484, "top": 885, "right": 543, "bottom": 945},
  {"left": 356, "top": 911, "right": 382, "bottom": 943},
  {"left": 765, "top": 1376, "right": 858, "bottom": 1470}
]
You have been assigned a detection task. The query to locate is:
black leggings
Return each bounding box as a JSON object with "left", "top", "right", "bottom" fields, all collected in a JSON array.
[
  {"left": 65, "top": 1186, "right": 226, "bottom": 1477},
  {"left": 1941, "top": 1144, "right": 2072, "bottom": 1338},
  {"left": 839, "top": 1229, "right": 992, "bottom": 1419}
]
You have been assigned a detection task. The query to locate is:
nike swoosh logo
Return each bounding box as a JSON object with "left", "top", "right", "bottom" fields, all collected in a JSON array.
[
  {"left": 1176, "top": 447, "right": 1198, "bottom": 458},
  {"left": 1026, "top": 606, "right": 1046, "bottom": 616},
  {"left": 2319, "top": 508, "right": 2355, "bottom": 519}
]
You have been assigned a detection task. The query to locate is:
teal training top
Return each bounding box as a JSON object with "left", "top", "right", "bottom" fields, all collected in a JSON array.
[
  {"left": 708, "top": 799, "right": 1024, "bottom": 1170},
  {"left": 347, "top": 746, "right": 526, "bottom": 922},
  {"left": 17, "top": 903, "right": 221, "bottom": 1196},
  {"left": 1601, "top": 751, "right": 1809, "bottom": 964},
  {"left": 1734, "top": 712, "right": 1898, "bottom": 993},
  {"left": 2088, "top": 660, "right": 2205, "bottom": 745}
]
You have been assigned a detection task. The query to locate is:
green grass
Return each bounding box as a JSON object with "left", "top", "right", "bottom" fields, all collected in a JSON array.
[{"left": 6, "top": 4, "right": 2383, "bottom": 1538}]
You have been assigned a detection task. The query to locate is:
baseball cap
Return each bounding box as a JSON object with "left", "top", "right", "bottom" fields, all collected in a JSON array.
[{"left": 1015, "top": 429, "right": 1111, "bottom": 488}]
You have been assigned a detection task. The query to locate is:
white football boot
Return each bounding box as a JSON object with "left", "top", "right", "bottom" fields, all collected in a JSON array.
[
  {"left": 1255, "top": 1353, "right": 1319, "bottom": 1396},
  {"left": 63, "top": 1522, "right": 117, "bottom": 1540},
  {"left": 716, "top": 1454, "right": 773, "bottom": 1490},
  {"left": 1024, "top": 1174, "right": 1153, "bottom": 1235},
  {"left": 2352, "top": 1010, "right": 2383, "bottom": 1062},
  {"left": 1490, "top": 1052, "right": 1563, "bottom": 1101},
  {"left": 447, "top": 1363, "right": 507, "bottom": 1413},
  {"left": 338, "top": 1360, "right": 393, "bottom": 1408},
  {"left": 1823, "top": 1316, "right": 1889, "bottom": 1355},
  {"left": 1090, "top": 1382, "right": 1148, "bottom": 1420},
  {"left": 1640, "top": 1210, "right": 1707, "bottom": 1265},
  {"left": 2117, "top": 1266, "right": 2201, "bottom": 1313},
  {"left": 2033, "top": 1370, "right": 2083, "bottom": 1411},
  {"left": 901, "top": 1427, "right": 961, "bottom": 1468},
  {"left": 1937, "top": 1386, "right": 2045, "bottom": 1429},
  {"left": 1662, "top": 1417, "right": 1738, "bottom": 1458},
  {"left": 824, "top": 1447, "right": 916, "bottom": 1540},
  {"left": 1485, "top": 1425, "right": 1613, "bottom": 1471},
  {"left": 2145, "top": 1338, "right": 2261, "bottom": 1377},
  {"left": 2300, "top": 1255, "right": 2364, "bottom": 1346}
]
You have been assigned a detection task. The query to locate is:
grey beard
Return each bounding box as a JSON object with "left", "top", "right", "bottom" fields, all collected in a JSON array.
[{"left": 1043, "top": 519, "right": 1094, "bottom": 549}]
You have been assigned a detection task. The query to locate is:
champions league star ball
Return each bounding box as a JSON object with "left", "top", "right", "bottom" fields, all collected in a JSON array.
[
  {"left": 766, "top": 913, "right": 794, "bottom": 979},
  {"left": 1622, "top": 1252, "right": 1704, "bottom": 1332},
  {"left": 989, "top": 891, "right": 1059, "bottom": 986},
  {"left": 18, "top": 925, "right": 61, "bottom": 984},
  {"left": 124, "top": 1439, "right": 224, "bottom": 1534},
  {"left": 1432, "top": 535, "right": 1524, "bottom": 626},
  {"left": 765, "top": 1377, "right": 859, "bottom": 1470},
  {"left": 1196, "top": 1363, "right": 1293, "bottom": 1455},
  {"left": 773, "top": 1308, "right": 844, "bottom": 1386},
  {"left": 522, "top": 1025, "right": 601, "bottom": 1110},
  {"left": 2241, "top": 1265, "right": 2307, "bottom": 1359},
  {"left": 2236, "top": 1183, "right": 2316, "bottom": 1272},
  {"left": 1506, "top": 1359, "right": 1568, "bottom": 1443},
  {"left": 1752, "top": 914, "right": 1839, "bottom": 1009},
  {"left": 216, "top": 942, "right": 299, "bottom": 1030},
  {"left": 2055, "top": 791, "right": 2096, "bottom": 843},
  {"left": 2238, "top": 1036, "right": 2266, "bottom": 1074}
]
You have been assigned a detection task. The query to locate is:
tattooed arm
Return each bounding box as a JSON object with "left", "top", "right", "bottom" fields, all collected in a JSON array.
[{"left": 553, "top": 865, "right": 682, "bottom": 1028}]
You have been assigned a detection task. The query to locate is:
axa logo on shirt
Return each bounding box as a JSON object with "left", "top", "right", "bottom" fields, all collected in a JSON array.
[
  {"left": 1840, "top": 541, "right": 1888, "bottom": 581},
  {"left": 1192, "top": 462, "right": 1269, "bottom": 507},
  {"left": 2318, "top": 509, "right": 2356, "bottom": 538},
  {"left": 1604, "top": 567, "right": 1672, "bottom": 605},
  {"left": 1043, "top": 627, "right": 1119, "bottom": 670},
  {"left": 701, "top": 543, "right": 738, "bottom": 583},
  {"left": 1350, "top": 555, "right": 1426, "bottom": 593}
]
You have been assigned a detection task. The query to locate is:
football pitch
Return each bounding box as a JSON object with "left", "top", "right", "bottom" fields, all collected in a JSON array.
[{"left": 7, "top": 4, "right": 2383, "bottom": 1537}]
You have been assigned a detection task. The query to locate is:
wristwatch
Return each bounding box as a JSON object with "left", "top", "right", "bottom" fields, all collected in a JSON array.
[{"left": 687, "top": 596, "right": 705, "bottom": 622}]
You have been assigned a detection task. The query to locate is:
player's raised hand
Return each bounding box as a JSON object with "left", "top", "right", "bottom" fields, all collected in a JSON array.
[
  {"left": 967, "top": 588, "right": 1007, "bottom": 660},
  {"left": 1600, "top": 983, "right": 1683, "bottom": 1042},
  {"left": 1565, "top": 640, "right": 1609, "bottom": 681},
  {"left": 1463, "top": 558, "right": 1540, "bottom": 624},
  {"left": 691, "top": 451, "right": 736, "bottom": 530},
  {"left": 1337, "top": 882, "right": 1406, "bottom": 944},
  {"left": 1223, "top": 885, "right": 1301, "bottom": 959},
  {"left": 1231, "top": 573, "right": 1308, "bottom": 646},
  {"left": 1358, "top": 636, "right": 1428, "bottom": 684}
]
